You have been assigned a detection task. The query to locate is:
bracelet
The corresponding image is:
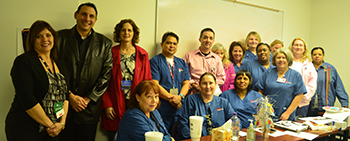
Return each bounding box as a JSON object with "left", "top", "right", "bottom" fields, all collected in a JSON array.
[{"left": 60, "top": 122, "right": 65, "bottom": 130}]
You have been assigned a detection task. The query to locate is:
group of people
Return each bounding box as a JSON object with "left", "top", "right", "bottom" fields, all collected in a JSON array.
[{"left": 5, "top": 2, "right": 349, "bottom": 141}]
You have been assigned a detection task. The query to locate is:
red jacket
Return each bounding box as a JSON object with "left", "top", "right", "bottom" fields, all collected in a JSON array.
[{"left": 101, "top": 44, "right": 152, "bottom": 131}]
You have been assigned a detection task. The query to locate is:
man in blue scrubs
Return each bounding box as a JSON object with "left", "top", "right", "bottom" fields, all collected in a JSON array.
[{"left": 150, "top": 32, "right": 191, "bottom": 135}]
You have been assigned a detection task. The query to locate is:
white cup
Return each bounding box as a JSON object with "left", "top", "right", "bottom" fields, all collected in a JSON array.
[
  {"left": 189, "top": 116, "right": 204, "bottom": 141},
  {"left": 145, "top": 131, "right": 163, "bottom": 141}
]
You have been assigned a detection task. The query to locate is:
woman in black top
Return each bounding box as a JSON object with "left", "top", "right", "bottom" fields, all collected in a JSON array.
[{"left": 5, "top": 20, "right": 70, "bottom": 141}]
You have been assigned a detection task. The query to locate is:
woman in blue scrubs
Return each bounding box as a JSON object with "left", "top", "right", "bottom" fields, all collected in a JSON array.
[
  {"left": 256, "top": 48, "right": 307, "bottom": 121},
  {"left": 177, "top": 73, "right": 234, "bottom": 140},
  {"left": 242, "top": 43, "right": 275, "bottom": 90},
  {"left": 117, "top": 81, "right": 174, "bottom": 141},
  {"left": 229, "top": 41, "right": 250, "bottom": 72},
  {"left": 220, "top": 70, "right": 262, "bottom": 128},
  {"left": 308, "top": 47, "right": 348, "bottom": 116}
]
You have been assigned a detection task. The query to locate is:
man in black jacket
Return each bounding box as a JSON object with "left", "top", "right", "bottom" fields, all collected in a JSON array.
[{"left": 57, "top": 2, "right": 112, "bottom": 141}]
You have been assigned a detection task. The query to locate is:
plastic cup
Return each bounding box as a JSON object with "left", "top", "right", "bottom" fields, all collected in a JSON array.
[
  {"left": 145, "top": 131, "right": 163, "bottom": 141},
  {"left": 189, "top": 116, "right": 204, "bottom": 141}
]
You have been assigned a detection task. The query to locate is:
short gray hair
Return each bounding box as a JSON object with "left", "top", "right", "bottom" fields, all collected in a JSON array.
[{"left": 272, "top": 47, "right": 293, "bottom": 66}]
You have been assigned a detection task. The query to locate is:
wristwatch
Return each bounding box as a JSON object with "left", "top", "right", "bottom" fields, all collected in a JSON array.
[{"left": 179, "top": 94, "right": 185, "bottom": 99}]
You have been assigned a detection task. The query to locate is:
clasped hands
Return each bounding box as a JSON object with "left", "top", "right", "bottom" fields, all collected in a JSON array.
[
  {"left": 46, "top": 122, "right": 63, "bottom": 137},
  {"left": 168, "top": 95, "right": 182, "bottom": 109},
  {"left": 70, "top": 94, "right": 91, "bottom": 112}
]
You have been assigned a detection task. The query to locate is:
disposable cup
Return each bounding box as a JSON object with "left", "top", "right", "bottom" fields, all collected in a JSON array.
[
  {"left": 145, "top": 131, "right": 163, "bottom": 141},
  {"left": 189, "top": 116, "right": 204, "bottom": 141}
]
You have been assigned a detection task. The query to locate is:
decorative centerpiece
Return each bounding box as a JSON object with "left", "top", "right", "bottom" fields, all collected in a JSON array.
[{"left": 254, "top": 97, "right": 275, "bottom": 138}]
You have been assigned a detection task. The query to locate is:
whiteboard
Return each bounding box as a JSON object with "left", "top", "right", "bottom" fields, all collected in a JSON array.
[{"left": 156, "top": 0, "right": 283, "bottom": 58}]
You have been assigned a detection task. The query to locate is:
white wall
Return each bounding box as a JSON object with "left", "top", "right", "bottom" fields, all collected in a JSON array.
[{"left": 2, "top": 0, "right": 348, "bottom": 140}]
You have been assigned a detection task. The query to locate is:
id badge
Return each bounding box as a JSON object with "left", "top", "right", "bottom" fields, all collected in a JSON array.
[
  {"left": 54, "top": 102, "right": 64, "bottom": 119},
  {"left": 276, "top": 78, "right": 286, "bottom": 83},
  {"left": 121, "top": 80, "right": 132, "bottom": 90},
  {"left": 169, "top": 88, "right": 179, "bottom": 95}
]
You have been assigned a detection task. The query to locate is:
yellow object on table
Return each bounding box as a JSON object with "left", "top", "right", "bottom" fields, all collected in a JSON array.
[{"left": 211, "top": 128, "right": 232, "bottom": 141}]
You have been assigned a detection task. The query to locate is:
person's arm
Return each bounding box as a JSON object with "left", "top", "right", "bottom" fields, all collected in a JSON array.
[
  {"left": 153, "top": 80, "right": 174, "bottom": 101},
  {"left": 26, "top": 104, "right": 54, "bottom": 127},
  {"left": 215, "top": 59, "right": 226, "bottom": 86},
  {"left": 303, "top": 63, "right": 318, "bottom": 102},
  {"left": 46, "top": 100, "right": 69, "bottom": 136},
  {"left": 170, "top": 80, "right": 190, "bottom": 109},
  {"left": 280, "top": 93, "right": 303, "bottom": 120},
  {"left": 334, "top": 68, "right": 349, "bottom": 107},
  {"left": 87, "top": 39, "right": 113, "bottom": 103}
]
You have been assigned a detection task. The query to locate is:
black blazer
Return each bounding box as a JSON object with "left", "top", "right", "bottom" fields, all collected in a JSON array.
[
  {"left": 57, "top": 26, "right": 113, "bottom": 124},
  {"left": 6, "top": 51, "right": 70, "bottom": 131}
]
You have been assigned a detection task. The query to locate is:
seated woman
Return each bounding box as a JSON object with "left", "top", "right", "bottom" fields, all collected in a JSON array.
[
  {"left": 211, "top": 43, "right": 236, "bottom": 92},
  {"left": 256, "top": 48, "right": 307, "bottom": 121},
  {"left": 242, "top": 43, "right": 275, "bottom": 90},
  {"left": 220, "top": 70, "right": 262, "bottom": 129},
  {"left": 177, "top": 73, "right": 234, "bottom": 140},
  {"left": 116, "top": 80, "right": 174, "bottom": 141},
  {"left": 308, "top": 47, "right": 348, "bottom": 116}
]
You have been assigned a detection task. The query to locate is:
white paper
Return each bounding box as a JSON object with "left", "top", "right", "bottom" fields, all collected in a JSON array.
[
  {"left": 284, "top": 131, "right": 318, "bottom": 140},
  {"left": 254, "top": 128, "right": 286, "bottom": 137},
  {"left": 323, "top": 111, "right": 350, "bottom": 121},
  {"left": 239, "top": 131, "right": 246, "bottom": 137}
]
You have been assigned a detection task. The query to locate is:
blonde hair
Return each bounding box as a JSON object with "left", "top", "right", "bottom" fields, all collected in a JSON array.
[
  {"left": 245, "top": 31, "right": 261, "bottom": 49},
  {"left": 211, "top": 43, "right": 231, "bottom": 69},
  {"left": 270, "top": 39, "right": 284, "bottom": 48},
  {"left": 288, "top": 38, "right": 310, "bottom": 62}
]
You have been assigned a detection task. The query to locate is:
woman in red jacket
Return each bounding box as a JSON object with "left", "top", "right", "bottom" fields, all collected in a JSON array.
[{"left": 101, "top": 19, "right": 152, "bottom": 141}]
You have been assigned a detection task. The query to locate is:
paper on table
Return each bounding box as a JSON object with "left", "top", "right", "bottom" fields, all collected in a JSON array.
[
  {"left": 254, "top": 128, "right": 286, "bottom": 137},
  {"left": 323, "top": 110, "right": 350, "bottom": 121},
  {"left": 284, "top": 131, "right": 318, "bottom": 140},
  {"left": 239, "top": 131, "right": 246, "bottom": 137}
]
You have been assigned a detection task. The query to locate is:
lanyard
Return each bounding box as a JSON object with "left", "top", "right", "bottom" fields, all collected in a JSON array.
[
  {"left": 38, "top": 56, "right": 56, "bottom": 74},
  {"left": 324, "top": 65, "right": 331, "bottom": 106},
  {"left": 166, "top": 59, "right": 175, "bottom": 87}
]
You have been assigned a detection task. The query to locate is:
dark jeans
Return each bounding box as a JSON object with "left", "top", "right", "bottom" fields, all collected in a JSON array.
[
  {"left": 296, "top": 105, "right": 309, "bottom": 118},
  {"left": 6, "top": 124, "right": 58, "bottom": 141},
  {"left": 59, "top": 118, "right": 98, "bottom": 141}
]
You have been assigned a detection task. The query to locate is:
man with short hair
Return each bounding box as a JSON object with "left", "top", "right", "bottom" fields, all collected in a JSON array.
[
  {"left": 150, "top": 32, "right": 191, "bottom": 135},
  {"left": 183, "top": 28, "right": 225, "bottom": 94},
  {"left": 57, "top": 2, "right": 113, "bottom": 141}
]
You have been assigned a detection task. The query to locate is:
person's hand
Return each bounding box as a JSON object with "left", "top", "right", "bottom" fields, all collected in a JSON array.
[
  {"left": 83, "top": 96, "right": 91, "bottom": 105},
  {"left": 192, "top": 83, "right": 200, "bottom": 90},
  {"left": 279, "top": 112, "right": 291, "bottom": 121},
  {"left": 46, "top": 123, "right": 63, "bottom": 137},
  {"left": 170, "top": 95, "right": 182, "bottom": 105},
  {"left": 171, "top": 137, "right": 175, "bottom": 141},
  {"left": 105, "top": 107, "right": 116, "bottom": 120},
  {"left": 69, "top": 94, "right": 87, "bottom": 112},
  {"left": 176, "top": 102, "right": 182, "bottom": 110}
]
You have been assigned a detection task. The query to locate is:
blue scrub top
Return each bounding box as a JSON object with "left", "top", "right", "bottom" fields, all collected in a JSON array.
[
  {"left": 177, "top": 94, "right": 234, "bottom": 140},
  {"left": 232, "top": 58, "right": 250, "bottom": 72},
  {"left": 150, "top": 53, "right": 191, "bottom": 128},
  {"left": 244, "top": 50, "right": 258, "bottom": 61},
  {"left": 220, "top": 89, "right": 262, "bottom": 128},
  {"left": 116, "top": 108, "right": 172, "bottom": 141},
  {"left": 242, "top": 60, "right": 276, "bottom": 90},
  {"left": 309, "top": 62, "right": 348, "bottom": 111},
  {"left": 255, "top": 68, "right": 307, "bottom": 121}
]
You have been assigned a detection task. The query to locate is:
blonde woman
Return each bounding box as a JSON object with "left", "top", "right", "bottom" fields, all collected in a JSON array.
[
  {"left": 244, "top": 31, "right": 261, "bottom": 61},
  {"left": 211, "top": 43, "right": 236, "bottom": 92}
]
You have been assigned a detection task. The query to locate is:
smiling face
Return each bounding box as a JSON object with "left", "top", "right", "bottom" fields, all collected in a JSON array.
[
  {"left": 257, "top": 45, "right": 271, "bottom": 62},
  {"left": 214, "top": 50, "right": 224, "bottom": 60},
  {"left": 199, "top": 75, "right": 216, "bottom": 97},
  {"left": 271, "top": 43, "right": 283, "bottom": 54},
  {"left": 292, "top": 40, "right": 305, "bottom": 56},
  {"left": 232, "top": 46, "right": 243, "bottom": 62},
  {"left": 275, "top": 52, "right": 288, "bottom": 69},
  {"left": 161, "top": 35, "right": 178, "bottom": 57},
  {"left": 34, "top": 28, "right": 54, "bottom": 55},
  {"left": 119, "top": 22, "right": 134, "bottom": 43},
  {"left": 248, "top": 34, "right": 259, "bottom": 49},
  {"left": 136, "top": 90, "right": 159, "bottom": 116},
  {"left": 235, "top": 73, "right": 250, "bottom": 90},
  {"left": 199, "top": 31, "right": 215, "bottom": 51},
  {"left": 312, "top": 49, "right": 324, "bottom": 64},
  {"left": 74, "top": 5, "right": 97, "bottom": 34}
]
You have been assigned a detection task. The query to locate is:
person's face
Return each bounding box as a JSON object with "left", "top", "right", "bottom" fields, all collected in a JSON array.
[
  {"left": 248, "top": 34, "right": 259, "bottom": 48},
  {"left": 199, "top": 75, "right": 216, "bottom": 97},
  {"left": 199, "top": 31, "right": 215, "bottom": 50},
  {"left": 34, "top": 28, "right": 54, "bottom": 55},
  {"left": 235, "top": 73, "right": 250, "bottom": 90},
  {"left": 136, "top": 90, "right": 159, "bottom": 115},
  {"left": 119, "top": 22, "right": 134, "bottom": 43},
  {"left": 257, "top": 45, "right": 271, "bottom": 62},
  {"left": 232, "top": 46, "right": 243, "bottom": 62},
  {"left": 161, "top": 36, "right": 178, "bottom": 57},
  {"left": 275, "top": 52, "right": 288, "bottom": 69},
  {"left": 271, "top": 43, "right": 283, "bottom": 54},
  {"left": 214, "top": 50, "right": 224, "bottom": 60},
  {"left": 312, "top": 49, "right": 324, "bottom": 64},
  {"left": 292, "top": 40, "right": 305, "bottom": 55},
  {"left": 74, "top": 5, "right": 97, "bottom": 33}
]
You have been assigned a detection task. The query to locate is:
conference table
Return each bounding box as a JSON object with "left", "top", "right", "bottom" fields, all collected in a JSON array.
[{"left": 181, "top": 126, "right": 349, "bottom": 141}]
